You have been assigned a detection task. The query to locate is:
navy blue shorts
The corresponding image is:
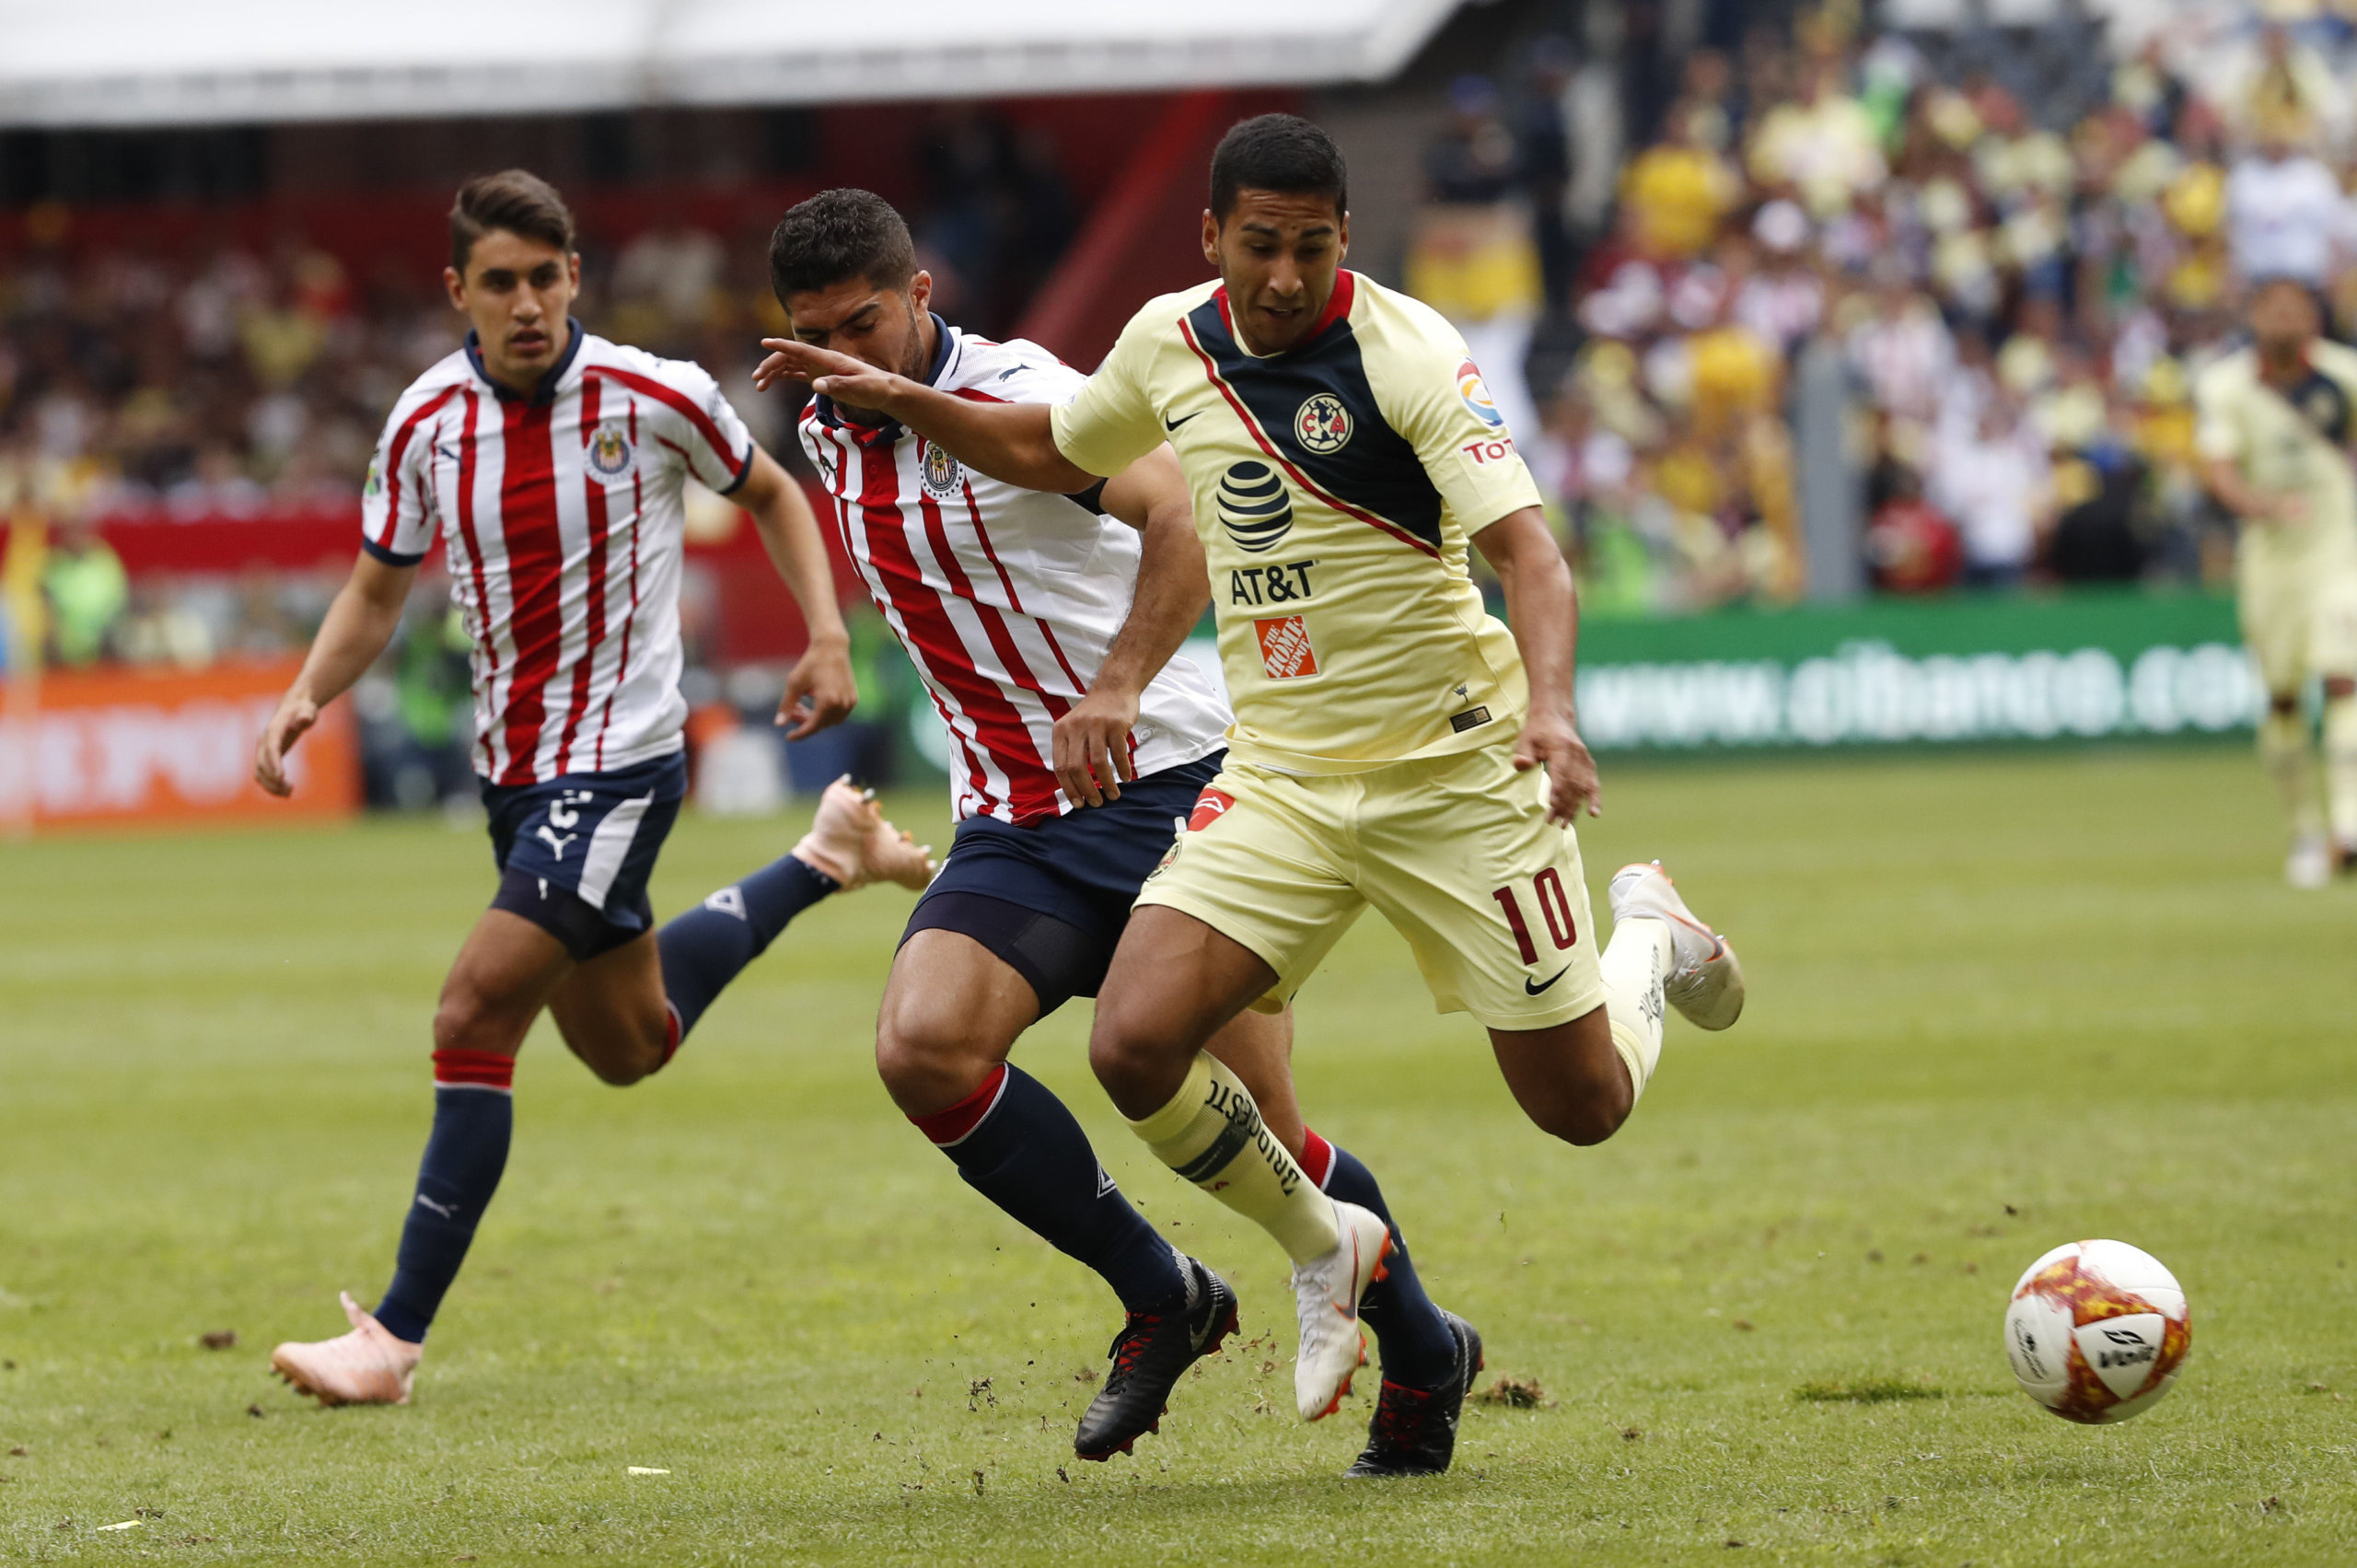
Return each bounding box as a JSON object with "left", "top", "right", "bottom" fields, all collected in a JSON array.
[
  {"left": 482, "top": 751, "right": 688, "bottom": 960},
  {"left": 901, "top": 752, "right": 1224, "bottom": 1016}
]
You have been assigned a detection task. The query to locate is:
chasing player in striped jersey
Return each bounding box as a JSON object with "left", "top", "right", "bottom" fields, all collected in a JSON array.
[
  {"left": 254, "top": 170, "right": 932, "bottom": 1407},
  {"left": 762, "top": 190, "right": 1456, "bottom": 1468}
]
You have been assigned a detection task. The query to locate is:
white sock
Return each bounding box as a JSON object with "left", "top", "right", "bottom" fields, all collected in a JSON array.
[
  {"left": 2324, "top": 697, "right": 2357, "bottom": 846},
  {"left": 1598, "top": 916, "right": 1674, "bottom": 1103},
  {"left": 2259, "top": 709, "right": 2324, "bottom": 840}
]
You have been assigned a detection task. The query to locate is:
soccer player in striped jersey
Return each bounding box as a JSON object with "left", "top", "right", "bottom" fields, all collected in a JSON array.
[
  {"left": 253, "top": 170, "right": 933, "bottom": 1408},
  {"left": 763, "top": 190, "right": 1453, "bottom": 1466},
  {"left": 757, "top": 117, "right": 1748, "bottom": 1477}
]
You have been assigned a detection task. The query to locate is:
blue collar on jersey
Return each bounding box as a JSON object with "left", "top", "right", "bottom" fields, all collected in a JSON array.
[
  {"left": 813, "top": 311, "right": 954, "bottom": 436},
  {"left": 464, "top": 318, "right": 585, "bottom": 406}
]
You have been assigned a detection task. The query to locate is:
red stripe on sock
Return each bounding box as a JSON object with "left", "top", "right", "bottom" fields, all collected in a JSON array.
[
  {"left": 658, "top": 1005, "right": 683, "bottom": 1069},
  {"left": 911, "top": 1063, "right": 1009, "bottom": 1147},
  {"left": 1299, "top": 1128, "right": 1336, "bottom": 1190},
  {"left": 432, "top": 1048, "right": 516, "bottom": 1091}
]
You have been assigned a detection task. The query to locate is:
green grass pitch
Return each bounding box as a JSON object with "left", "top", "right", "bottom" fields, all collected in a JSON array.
[{"left": 2, "top": 747, "right": 2351, "bottom": 1565}]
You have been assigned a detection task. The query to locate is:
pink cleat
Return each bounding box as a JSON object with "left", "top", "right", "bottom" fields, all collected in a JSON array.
[
  {"left": 270, "top": 1291, "right": 422, "bottom": 1407},
  {"left": 792, "top": 775, "right": 936, "bottom": 891}
]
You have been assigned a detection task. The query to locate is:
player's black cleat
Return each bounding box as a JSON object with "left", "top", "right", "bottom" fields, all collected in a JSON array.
[
  {"left": 1342, "top": 1310, "right": 1484, "bottom": 1478},
  {"left": 1074, "top": 1254, "right": 1238, "bottom": 1461}
]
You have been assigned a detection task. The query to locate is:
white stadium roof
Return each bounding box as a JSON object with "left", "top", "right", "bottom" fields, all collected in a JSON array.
[{"left": 0, "top": 0, "right": 1469, "bottom": 127}]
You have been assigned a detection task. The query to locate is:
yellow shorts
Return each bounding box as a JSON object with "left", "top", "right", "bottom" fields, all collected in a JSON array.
[
  {"left": 1135, "top": 741, "right": 1606, "bottom": 1030},
  {"left": 2238, "top": 557, "right": 2357, "bottom": 694}
]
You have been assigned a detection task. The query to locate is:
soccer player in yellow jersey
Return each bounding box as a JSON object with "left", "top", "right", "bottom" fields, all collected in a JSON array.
[
  {"left": 2197, "top": 275, "right": 2357, "bottom": 887},
  {"left": 757, "top": 115, "right": 1746, "bottom": 1474}
]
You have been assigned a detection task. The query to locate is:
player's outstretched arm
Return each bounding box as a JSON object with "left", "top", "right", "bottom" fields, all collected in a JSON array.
[
  {"left": 1475, "top": 506, "right": 1600, "bottom": 825},
  {"left": 2200, "top": 457, "right": 2304, "bottom": 523},
  {"left": 752, "top": 338, "right": 1099, "bottom": 494},
  {"left": 733, "top": 446, "right": 856, "bottom": 739},
  {"left": 254, "top": 552, "right": 416, "bottom": 797},
  {"left": 1054, "top": 446, "right": 1210, "bottom": 807}
]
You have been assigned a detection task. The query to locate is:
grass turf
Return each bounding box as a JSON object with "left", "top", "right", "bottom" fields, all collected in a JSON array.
[{"left": 1, "top": 746, "right": 2351, "bottom": 1565}]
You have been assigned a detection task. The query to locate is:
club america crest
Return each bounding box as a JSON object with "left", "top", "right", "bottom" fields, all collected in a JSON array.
[
  {"left": 586, "top": 424, "right": 635, "bottom": 480},
  {"left": 1295, "top": 392, "right": 1353, "bottom": 454},
  {"left": 920, "top": 439, "right": 964, "bottom": 498}
]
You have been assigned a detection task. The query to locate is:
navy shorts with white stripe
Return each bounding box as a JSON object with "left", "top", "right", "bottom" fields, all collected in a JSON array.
[{"left": 483, "top": 751, "right": 687, "bottom": 959}]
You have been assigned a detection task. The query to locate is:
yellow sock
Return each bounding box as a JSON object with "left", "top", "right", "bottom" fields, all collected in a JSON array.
[
  {"left": 2325, "top": 697, "right": 2357, "bottom": 845},
  {"left": 2260, "top": 709, "right": 2324, "bottom": 838},
  {"left": 1599, "top": 916, "right": 1673, "bottom": 1102},
  {"left": 1128, "top": 1054, "right": 1338, "bottom": 1264}
]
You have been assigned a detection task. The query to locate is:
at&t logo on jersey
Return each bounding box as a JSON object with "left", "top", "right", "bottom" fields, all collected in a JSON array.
[
  {"left": 1294, "top": 392, "right": 1353, "bottom": 453},
  {"left": 920, "top": 438, "right": 964, "bottom": 498},
  {"left": 587, "top": 424, "right": 635, "bottom": 480},
  {"left": 1253, "top": 615, "right": 1319, "bottom": 679},
  {"left": 1457, "top": 358, "right": 1504, "bottom": 430},
  {"left": 1217, "top": 459, "right": 1293, "bottom": 553}
]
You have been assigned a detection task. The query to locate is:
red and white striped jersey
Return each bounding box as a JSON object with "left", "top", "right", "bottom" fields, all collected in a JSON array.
[
  {"left": 801, "top": 318, "right": 1230, "bottom": 824},
  {"left": 361, "top": 323, "right": 755, "bottom": 784}
]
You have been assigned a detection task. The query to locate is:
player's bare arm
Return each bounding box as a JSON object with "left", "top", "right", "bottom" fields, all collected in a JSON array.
[
  {"left": 255, "top": 551, "right": 418, "bottom": 797},
  {"left": 732, "top": 445, "right": 857, "bottom": 739},
  {"left": 1052, "top": 445, "right": 1209, "bottom": 807},
  {"left": 1474, "top": 505, "right": 1598, "bottom": 824},
  {"left": 2201, "top": 457, "right": 2307, "bottom": 523},
  {"left": 753, "top": 337, "right": 1097, "bottom": 493}
]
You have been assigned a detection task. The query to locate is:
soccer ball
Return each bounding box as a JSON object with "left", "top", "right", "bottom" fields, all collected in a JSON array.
[{"left": 2003, "top": 1239, "right": 2191, "bottom": 1424}]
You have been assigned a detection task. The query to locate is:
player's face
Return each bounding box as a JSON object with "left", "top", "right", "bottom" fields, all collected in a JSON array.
[
  {"left": 1204, "top": 191, "right": 1350, "bottom": 355},
  {"left": 2250, "top": 281, "right": 2319, "bottom": 356},
  {"left": 445, "top": 230, "right": 580, "bottom": 392},
  {"left": 782, "top": 272, "right": 936, "bottom": 418}
]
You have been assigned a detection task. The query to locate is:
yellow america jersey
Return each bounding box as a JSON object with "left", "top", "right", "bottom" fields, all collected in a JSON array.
[
  {"left": 1051, "top": 271, "right": 1545, "bottom": 774},
  {"left": 2194, "top": 341, "right": 2357, "bottom": 572}
]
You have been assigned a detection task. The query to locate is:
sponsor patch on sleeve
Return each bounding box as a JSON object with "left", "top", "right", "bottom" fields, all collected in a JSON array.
[{"left": 1252, "top": 615, "right": 1320, "bottom": 679}]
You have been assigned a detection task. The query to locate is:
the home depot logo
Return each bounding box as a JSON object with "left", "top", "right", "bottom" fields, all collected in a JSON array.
[
  {"left": 1253, "top": 616, "right": 1318, "bottom": 679},
  {"left": 1187, "top": 786, "right": 1236, "bottom": 831}
]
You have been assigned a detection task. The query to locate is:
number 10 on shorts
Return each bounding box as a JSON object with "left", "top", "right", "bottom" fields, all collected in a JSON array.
[{"left": 1492, "top": 868, "right": 1579, "bottom": 965}]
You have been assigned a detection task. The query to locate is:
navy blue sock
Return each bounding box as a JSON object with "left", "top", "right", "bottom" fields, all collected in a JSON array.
[
  {"left": 656, "top": 854, "right": 835, "bottom": 1046},
  {"left": 376, "top": 1060, "right": 514, "bottom": 1344},
  {"left": 915, "top": 1063, "right": 1187, "bottom": 1313},
  {"left": 1313, "top": 1134, "right": 1458, "bottom": 1388}
]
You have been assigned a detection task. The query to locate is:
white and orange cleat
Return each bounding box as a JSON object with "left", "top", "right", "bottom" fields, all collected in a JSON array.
[
  {"left": 1292, "top": 1200, "right": 1393, "bottom": 1422},
  {"left": 792, "top": 776, "right": 935, "bottom": 891},
  {"left": 1608, "top": 860, "right": 1745, "bottom": 1030},
  {"left": 270, "top": 1291, "right": 422, "bottom": 1407}
]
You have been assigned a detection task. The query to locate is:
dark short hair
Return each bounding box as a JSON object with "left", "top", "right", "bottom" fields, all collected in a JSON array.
[
  {"left": 449, "top": 169, "right": 575, "bottom": 273},
  {"left": 769, "top": 189, "right": 918, "bottom": 301},
  {"left": 1209, "top": 114, "right": 1348, "bottom": 222}
]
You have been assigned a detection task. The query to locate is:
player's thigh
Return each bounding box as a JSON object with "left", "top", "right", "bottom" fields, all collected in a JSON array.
[
  {"left": 546, "top": 930, "right": 672, "bottom": 1084},
  {"left": 876, "top": 928, "right": 1040, "bottom": 1116},
  {"left": 1357, "top": 745, "right": 1605, "bottom": 1033},
  {"left": 1088, "top": 906, "right": 1295, "bottom": 1118},
  {"left": 2237, "top": 560, "right": 2312, "bottom": 697},
  {"left": 437, "top": 908, "right": 575, "bottom": 1055},
  {"left": 1126, "top": 762, "right": 1365, "bottom": 1019},
  {"left": 1202, "top": 1005, "right": 1304, "bottom": 1159}
]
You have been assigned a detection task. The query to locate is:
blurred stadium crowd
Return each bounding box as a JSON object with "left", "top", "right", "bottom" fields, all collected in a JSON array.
[{"left": 5, "top": 0, "right": 2352, "bottom": 788}]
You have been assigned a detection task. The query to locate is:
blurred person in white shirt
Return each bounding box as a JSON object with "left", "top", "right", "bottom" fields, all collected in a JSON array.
[
  {"left": 1930, "top": 396, "right": 2050, "bottom": 589},
  {"left": 2224, "top": 110, "right": 2351, "bottom": 289},
  {"left": 1846, "top": 263, "right": 1955, "bottom": 425}
]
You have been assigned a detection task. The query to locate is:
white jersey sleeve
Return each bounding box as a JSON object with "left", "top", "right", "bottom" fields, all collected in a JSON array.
[
  {"left": 608, "top": 349, "right": 759, "bottom": 494},
  {"left": 360, "top": 372, "right": 460, "bottom": 564}
]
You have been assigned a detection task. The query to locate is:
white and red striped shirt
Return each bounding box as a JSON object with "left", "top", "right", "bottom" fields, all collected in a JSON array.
[
  {"left": 362, "top": 323, "right": 755, "bottom": 784},
  {"left": 801, "top": 318, "right": 1229, "bottom": 825}
]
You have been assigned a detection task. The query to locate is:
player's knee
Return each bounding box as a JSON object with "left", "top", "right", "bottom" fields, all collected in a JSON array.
[
  {"left": 875, "top": 994, "right": 996, "bottom": 1114},
  {"left": 1527, "top": 1072, "right": 1634, "bottom": 1147},
  {"left": 2271, "top": 691, "right": 2304, "bottom": 716},
  {"left": 583, "top": 1042, "right": 661, "bottom": 1088},
  {"left": 432, "top": 982, "right": 528, "bottom": 1058}
]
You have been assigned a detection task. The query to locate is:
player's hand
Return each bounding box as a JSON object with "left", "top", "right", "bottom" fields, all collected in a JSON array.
[
  {"left": 2269, "top": 491, "right": 2311, "bottom": 523},
  {"left": 254, "top": 691, "right": 318, "bottom": 798},
  {"left": 754, "top": 339, "right": 904, "bottom": 411},
  {"left": 1513, "top": 711, "right": 1601, "bottom": 825},
  {"left": 777, "top": 633, "right": 856, "bottom": 740},
  {"left": 1053, "top": 685, "right": 1140, "bottom": 807}
]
